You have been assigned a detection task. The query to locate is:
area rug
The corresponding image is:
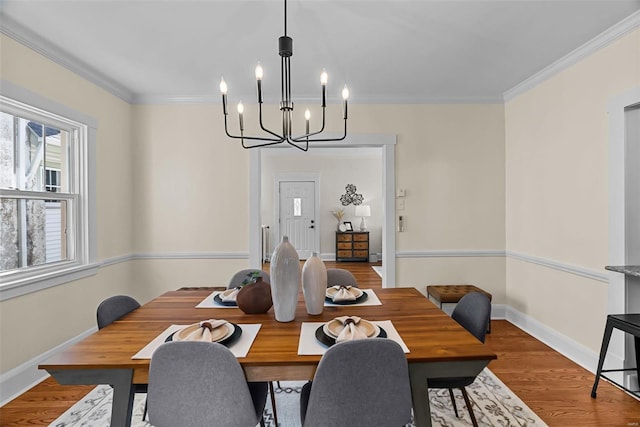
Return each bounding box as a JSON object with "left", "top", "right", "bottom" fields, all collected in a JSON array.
[{"left": 49, "top": 368, "right": 547, "bottom": 426}]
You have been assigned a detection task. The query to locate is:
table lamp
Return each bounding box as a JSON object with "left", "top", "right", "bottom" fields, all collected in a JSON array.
[{"left": 354, "top": 205, "right": 371, "bottom": 231}]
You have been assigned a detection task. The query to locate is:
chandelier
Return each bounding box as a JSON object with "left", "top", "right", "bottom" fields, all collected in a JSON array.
[{"left": 219, "top": 0, "right": 349, "bottom": 151}]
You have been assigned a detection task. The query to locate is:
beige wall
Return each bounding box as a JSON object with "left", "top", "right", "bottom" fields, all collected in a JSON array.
[
  {"left": 505, "top": 28, "right": 640, "bottom": 351},
  {"left": 0, "top": 34, "right": 136, "bottom": 373},
  {"left": 131, "top": 104, "right": 249, "bottom": 253},
  {"left": 131, "top": 102, "right": 507, "bottom": 291}
]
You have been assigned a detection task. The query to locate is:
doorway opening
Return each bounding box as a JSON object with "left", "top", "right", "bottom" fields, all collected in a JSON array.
[{"left": 248, "top": 134, "right": 396, "bottom": 287}]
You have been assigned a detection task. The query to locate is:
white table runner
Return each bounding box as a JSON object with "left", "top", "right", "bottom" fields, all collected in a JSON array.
[
  {"left": 297, "top": 320, "right": 409, "bottom": 355},
  {"left": 195, "top": 288, "right": 382, "bottom": 308},
  {"left": 324, "top": 288, "right": 382, "bottom": 307},
  {"left": 132, "top": 323, "right": 261, "bottom": 359}
]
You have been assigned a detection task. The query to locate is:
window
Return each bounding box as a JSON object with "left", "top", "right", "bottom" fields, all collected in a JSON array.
[
  {"left": 46, "top": 168, "right": 61, "bottom": 193},
  {"left": 293, "top": 197, "right": 302, "bottom": 217},
  {"left": 0, "top": 94, "right": 95, "bottom": 297}
]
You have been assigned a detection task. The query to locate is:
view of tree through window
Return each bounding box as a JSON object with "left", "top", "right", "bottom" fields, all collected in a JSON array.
[{"left": 0, "top": 111, "right": 70, "bottom": 273}]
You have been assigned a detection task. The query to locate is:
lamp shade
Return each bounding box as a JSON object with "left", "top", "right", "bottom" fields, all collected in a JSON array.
[{"left": 355, "top": 205, "right": 371, "bottom": 217}]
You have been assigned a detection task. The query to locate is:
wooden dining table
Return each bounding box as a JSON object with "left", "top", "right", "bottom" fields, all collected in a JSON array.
[{"left": 39, "top": 287, "right": 496, "bottom": 427}]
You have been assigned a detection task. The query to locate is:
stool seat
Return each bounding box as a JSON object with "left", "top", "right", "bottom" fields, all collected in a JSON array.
[
  {"left": 591, "top": 313, "right": 640, "bottom": 398},
  {"left": 608, "top": 314, "right": 640, "bottom": 331},
  {"left": 426, "top": 284, "right": 492, "bottom": 333}
]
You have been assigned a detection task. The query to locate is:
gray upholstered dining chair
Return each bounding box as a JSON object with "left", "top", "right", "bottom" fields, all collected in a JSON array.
[
  {"left": 228, "top": 269, "right": 271, "bottom": 289},
  {"left": 326, "top": 268, "right": 358, "bottom": 288},
  {"left": 427, "top": 291, "right": 491, "bottom": 427},
  {"left": 96, "top": 295, "right": 140, "bottom": 329},
  {"left": 96, "top": 295, "right": 148, "bottom": 420},
  {"left": 227, "top": 268, "right": 279, "bottom": 426},
  {"left": 300, "top": 339, "right": 413, "bottom": 427},
  {"left": 147, "top": 341, "right": 268, "bottom": 427}
]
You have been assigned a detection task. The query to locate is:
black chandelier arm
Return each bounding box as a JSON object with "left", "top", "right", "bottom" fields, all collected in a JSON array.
[
  {"left": 241, "top": 137, "right": 288, "bottom": 149},
  {"left": 285, "top": 137, "right": 309, "bottom": 152},
  {"left": 223, "top": 115, "right": 284, "bottom": 144},
  {"left": 291, "top": 118, "right": 347, "bottom": 143},
  {"left": 257, "top": 103, "right": 283, "bottom": 139},
  {"left": 289, "top": 107, "right": 327, "bottom": 142}
]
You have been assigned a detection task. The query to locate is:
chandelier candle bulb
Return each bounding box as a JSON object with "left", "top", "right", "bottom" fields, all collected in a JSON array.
[
  {"left": 220, "top": 78, "right": 228, "bottom": 115},
  {"left": 255, "top": 63, "right": 264, "bottom": 103},
  {"left": 305, "top": 109, "right": 310, "bottom": 134},
  {"left": 342, "top": 85, "right": 349, "bottom": 119},
  {"left": 237, "top": 102, "right": 244, "bottom": 131},
  {"left": 320, "top": 70, "right": 328, "bottom": 107}
]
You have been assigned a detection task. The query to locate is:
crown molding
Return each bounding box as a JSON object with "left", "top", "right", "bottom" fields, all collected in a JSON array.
[
  {"left": 0, "top": 13, "right": 134, "bottom": 103},
  {"left": 131, "top": 93, "right": 504, "bottom": 105},
  {"left": 504, "top": 10, "right": 640, "bottom": 102}
]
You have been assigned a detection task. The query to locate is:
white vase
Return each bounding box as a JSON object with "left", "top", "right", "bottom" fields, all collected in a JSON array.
[
  {"left": 270, "top": 236, "right": 301, "bottom": 322},
  {"left": 302, "top": 252, "right": 327, "bottom": 315}
]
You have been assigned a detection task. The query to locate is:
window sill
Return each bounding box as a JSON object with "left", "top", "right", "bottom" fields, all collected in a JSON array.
[{"left": 0, "top": 262, "right": 100, "bottom": 302}]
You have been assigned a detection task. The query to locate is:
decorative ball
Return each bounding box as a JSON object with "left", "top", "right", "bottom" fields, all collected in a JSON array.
[{"left": 236, "top": 277, "right": 273, "bottom": 314}]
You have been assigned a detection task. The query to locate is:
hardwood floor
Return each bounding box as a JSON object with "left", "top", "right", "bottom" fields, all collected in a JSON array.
[{"left": 1, "top": 262, "right": 638, "bottom": 426}]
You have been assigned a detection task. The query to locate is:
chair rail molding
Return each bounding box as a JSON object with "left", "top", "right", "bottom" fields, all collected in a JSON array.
[{"left": 506, "top": 250, "right": 608, "bottom": 283}]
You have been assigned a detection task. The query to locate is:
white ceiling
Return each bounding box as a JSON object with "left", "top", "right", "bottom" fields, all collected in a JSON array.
[{"left": 1, "top": 0, "right": 639, "bottom": 104}]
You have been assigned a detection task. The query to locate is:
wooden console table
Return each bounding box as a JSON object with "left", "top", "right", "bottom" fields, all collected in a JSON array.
[{"left": 336, "top": 231, "right": 369, "bottom": 262}]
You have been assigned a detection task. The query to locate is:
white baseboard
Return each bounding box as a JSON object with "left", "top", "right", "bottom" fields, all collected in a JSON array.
[
  {"left": 0, "top": 304, "right": 618, "bottom": 406},
  {"left": 504, "top": 306, "right": 611, "bottom": 374},
  {"left": 0, "top": 326, "right": 97, "bottom": 406}
]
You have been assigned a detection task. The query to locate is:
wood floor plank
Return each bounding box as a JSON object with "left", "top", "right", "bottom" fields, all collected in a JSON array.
[{"left": 1, "top": 262, "right": 639, "bottom": 426}]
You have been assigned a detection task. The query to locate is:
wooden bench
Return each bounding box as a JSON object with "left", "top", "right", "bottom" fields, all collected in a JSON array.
[{"left": 426, "top": 284, "right": 492, "bottom": 333}]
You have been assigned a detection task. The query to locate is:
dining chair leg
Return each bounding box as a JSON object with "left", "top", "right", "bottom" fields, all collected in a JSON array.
[
  {"left": 269, "top": 381, "right": 279, "bottom": 427},
  {"left": 448, "top": 388, "right": 459, "bottom": 417},
  {"left": 460, "top": 387, "right": 479, "bottom": 427}
]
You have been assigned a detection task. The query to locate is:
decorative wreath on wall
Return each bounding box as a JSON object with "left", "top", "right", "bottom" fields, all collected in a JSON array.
[{"left": 340, "top": 184, "right": 364, "bottom": 206}]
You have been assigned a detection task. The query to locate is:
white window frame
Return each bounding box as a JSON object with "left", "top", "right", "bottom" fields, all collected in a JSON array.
[{"left": 0, "top": 82, "right": 98, "bottom": 301}]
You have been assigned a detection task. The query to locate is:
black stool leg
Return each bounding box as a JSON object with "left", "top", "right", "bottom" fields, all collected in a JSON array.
[
  {"left": 635, "top": 336, "right": 640, "bottom": 388},
  {"left": 591, "top": 318, "right": 614, "bottom": 398},
  {"left": 268, "top": 382, "right": 278, "bottom": 427}
]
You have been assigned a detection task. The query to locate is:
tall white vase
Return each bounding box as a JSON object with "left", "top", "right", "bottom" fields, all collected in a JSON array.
[
  {"left": 270, "top": 236, "right": 301, "bottom": 322},
  {"left": 302, "top": 252, "right": 327, "bottom": 315}
]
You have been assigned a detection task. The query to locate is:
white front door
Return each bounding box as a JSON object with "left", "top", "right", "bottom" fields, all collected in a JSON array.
[{"left": 278, "top": 181, "right": 316, "bottom": 259}]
